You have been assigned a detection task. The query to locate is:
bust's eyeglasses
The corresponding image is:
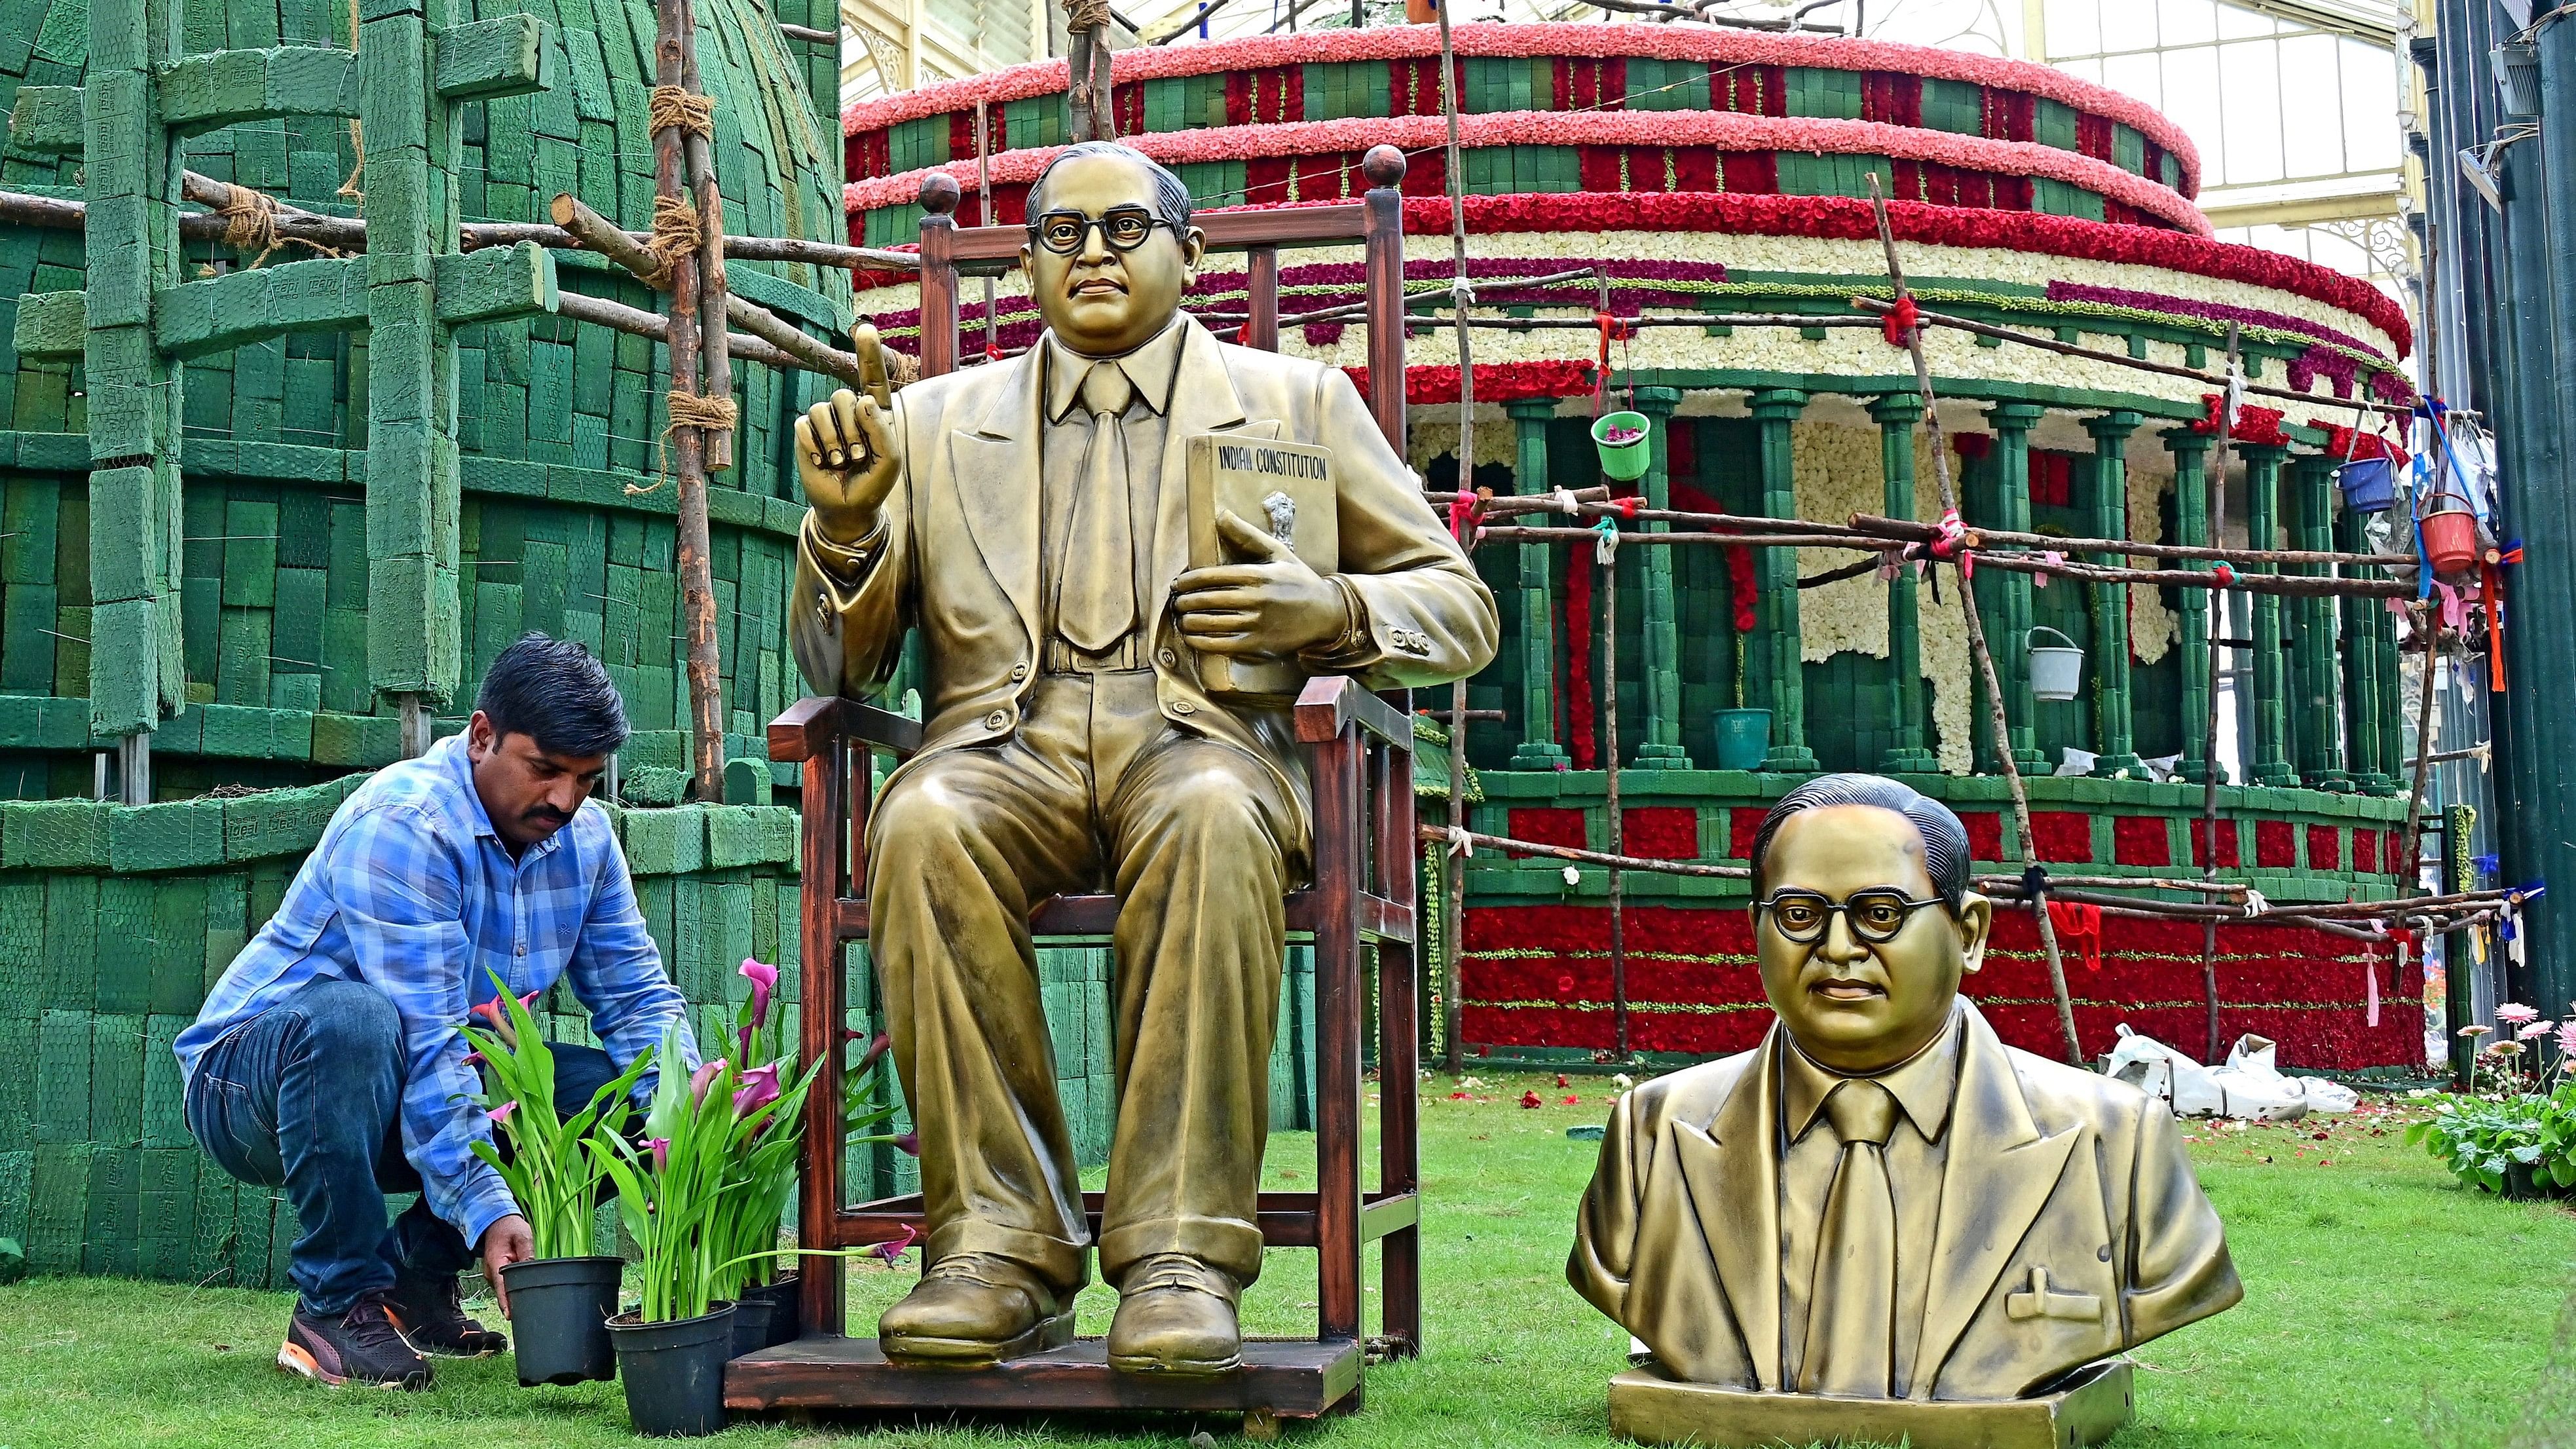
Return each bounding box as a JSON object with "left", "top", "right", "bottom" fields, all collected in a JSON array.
[
  {"left": 1757, "top": 888, "right": 1951, "bottom": 945},
  {"left": 1028, "top": 208, "right": 1174, "bottom": 255}
]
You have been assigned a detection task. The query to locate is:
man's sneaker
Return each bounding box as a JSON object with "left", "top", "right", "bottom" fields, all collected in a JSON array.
[
  {"left": 387, "top": 1273, "right": 508, "bottom": 1358},
  {"left": 278, "top": 1292, "right": 434, "bottom": 1390}
]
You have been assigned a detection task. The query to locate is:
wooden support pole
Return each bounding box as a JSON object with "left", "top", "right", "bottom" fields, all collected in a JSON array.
[
  {"left": 552, "top": 290, "right": 809, "bottom": 376},
  {"left": 2193, "top": 324, "right": 2241, "bottom": 1061},
  {"left": 1865, "top": 176, "right": 2085, "bottom": 1068},
  {"left": 1600, "top": 532, "right": 1629, "bottom": 1060},
  {"left": 652, "top": 0, "right": 723, "bottom": 804},
  {"left": 548, "top": 195, "right": 868, "bottom": 385},
  {"left": 676, "top": 0, "right": 732, "bottom": 471}
]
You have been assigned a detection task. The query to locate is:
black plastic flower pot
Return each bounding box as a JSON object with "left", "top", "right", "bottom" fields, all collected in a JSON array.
[
  {"left": 500, "top": 1256, "right": 622, "bottom": 1387},
  {"left": 743, "top": 1273, "right": 801, "bottom": 1347},
  {"left": 726, "top": 1294, "right": 774, "bottom": 1360},
  {"left": 607, "top": 1303, "right": 736, "bottom": 1437}
]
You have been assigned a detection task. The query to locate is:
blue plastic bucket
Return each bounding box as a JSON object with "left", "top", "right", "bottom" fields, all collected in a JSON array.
[
  {"left": 2335, "top": 457, "right": 2395, "bottom": 514},
  {"left": 1713, "top": 708, "right": 1772, "bottom": 771}
]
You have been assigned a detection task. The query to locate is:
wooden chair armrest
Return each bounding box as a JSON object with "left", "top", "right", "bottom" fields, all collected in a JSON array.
[
  {"left": 768, "top": 696, "right": 926, "bottom": 763},
  {"left": 1293, "top": 676, "right": 1414, "bottom": 752}
]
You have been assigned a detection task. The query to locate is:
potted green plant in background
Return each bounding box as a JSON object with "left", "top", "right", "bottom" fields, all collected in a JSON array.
[{"left": 460, "top": 974, "right": 654, "bottom": 1387}]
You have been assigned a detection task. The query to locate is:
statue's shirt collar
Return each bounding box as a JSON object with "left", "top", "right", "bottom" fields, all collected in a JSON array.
[
  {"left": 1043, "top": 318, "right": 1187, "bottom": 423},
  {"left": 1779, "top": 1004, "right": 1965, "bottom": 1147}
]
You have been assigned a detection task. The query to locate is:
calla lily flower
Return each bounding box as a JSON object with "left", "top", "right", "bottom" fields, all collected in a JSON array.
[
  {"left": 648, "top": 1137, "right": 671, "bottom": 1173},
  {"left": 894, "top": 1131, "right": 920, "bottom": 1157},
  {"left": 462, "top": 1051, "right": 485, "bottom": 1068},
  {"left": 732, "top": 1063, "right": 783, "bottom": 1116},
  {"left": 689, "top": 1060, "right": 727, "bottom": 1105},
  {"left": 488, "top": 1102, "right": 517, "bottom": 1126},
  {"left": 857, "top": 1032, "right": 893, "bottom": 1073},
  {"left": 872, "top": 1224, "right": 919, "bottom": 1264},
  {"left": 739, "top": 958, "right": 778, "bottom": 1028}
]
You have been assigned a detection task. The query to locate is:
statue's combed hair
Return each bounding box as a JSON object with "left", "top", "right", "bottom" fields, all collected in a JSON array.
[
  {"left": 1027, "top": 140, "right": 1193, "bottom": 233},
  {"left": 1749, "top": 773, "right": 1971, "bottom": 909}
]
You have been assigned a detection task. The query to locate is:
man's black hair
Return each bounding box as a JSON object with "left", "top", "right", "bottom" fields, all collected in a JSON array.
[
  {"left": 1026, "top": 140, "right": 1193, "bottom": 234},
  {"left": 1749, "top": 773, "right": 1971, "bottom": 910},
  {"left": 476, "top": 633, "right": 630, "bottom": 757}
]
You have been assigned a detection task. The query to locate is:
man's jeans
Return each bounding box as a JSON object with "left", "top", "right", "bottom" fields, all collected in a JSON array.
[{"left": 182, "top": 977, "right": 619, "bottom": 1317}]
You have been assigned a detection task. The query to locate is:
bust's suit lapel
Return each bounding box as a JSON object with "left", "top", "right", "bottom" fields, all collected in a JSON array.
[
  {"left": 1149, "top": 318, "right": 1265, "bottom": 608},
  {"left": 948, "top": 347, "right": 1045, "bottom": 648},
  {"left": 1673, "top": 1026, "right": 1785, "bottom": 1390},
  {"left": 1913, "top": 1006, "right": 2081, "bottom": 1393}
]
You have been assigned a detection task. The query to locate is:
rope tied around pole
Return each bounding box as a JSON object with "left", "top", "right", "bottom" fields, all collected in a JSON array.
[
  {"left": 666, "top": 388, "right": 739, "bottom": 432},
  {"left": 641, "top": 194, "right": 703, "bottom": 290},
  {"left": 206, "top": 181, "right": 341, "bottom": 267},
  {"left": 648, "top": 84, "right": 717, "bottom": 139}
]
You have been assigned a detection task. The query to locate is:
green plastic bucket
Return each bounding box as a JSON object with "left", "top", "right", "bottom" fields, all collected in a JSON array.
[
  {"left": 1592, "top": 411, "right": 1651, "bottom": 482},
  {"left": 1713, "top": 708, "right": 1772, "bottom": 772}
]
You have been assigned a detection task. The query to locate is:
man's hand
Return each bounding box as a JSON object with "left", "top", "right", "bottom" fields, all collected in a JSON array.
[
  {"left": 1170, "top": 510, "right": 1346, "bottom": 657},
  {"left": 479, "top": 1214, "right": 534, "bottom": 1318},
  {"left": 796, "top": 384, "right": 901, "bottom": 546}
]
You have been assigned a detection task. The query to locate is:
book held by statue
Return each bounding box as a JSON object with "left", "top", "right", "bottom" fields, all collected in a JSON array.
[{"left": 1184, "top": 434, "right": 1339, "bottom": 702}]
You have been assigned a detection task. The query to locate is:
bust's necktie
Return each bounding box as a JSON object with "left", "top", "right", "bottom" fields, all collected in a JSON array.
[
  {"left": 1799, "top": 1077, "right": 1900, "bottom": 1399},
  {"left": 1059, "top": 360, "right": 1138, "bottom": 652}
]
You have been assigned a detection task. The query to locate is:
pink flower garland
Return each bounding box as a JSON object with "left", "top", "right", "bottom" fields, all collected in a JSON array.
[
  {"left": 845, "top": 109, "right": 2211, "bottom": 234},
  {"left": 841, "top": 22, "right": 2201, "bottom": 193}
]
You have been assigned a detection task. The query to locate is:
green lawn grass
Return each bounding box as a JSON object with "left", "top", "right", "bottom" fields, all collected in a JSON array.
[{"left": 3, "top": 1078, "right": 2571, "bottom": 1448}]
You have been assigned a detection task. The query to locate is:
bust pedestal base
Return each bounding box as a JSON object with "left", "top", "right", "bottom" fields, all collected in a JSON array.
[{"left": 1606, "top": 1358, "right": 2135, "bottom": 1449}]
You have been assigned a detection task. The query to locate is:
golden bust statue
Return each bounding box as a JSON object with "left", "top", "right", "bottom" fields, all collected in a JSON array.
[
  {"left": 789, "top": 141, "right": 1497, "bottom": 1376},
  {"left": 1569, "top": 775, "right": 2239, "bottom": 1442}
]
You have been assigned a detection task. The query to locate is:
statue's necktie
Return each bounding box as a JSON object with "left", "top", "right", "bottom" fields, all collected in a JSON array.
[
  {"left": 1799, "top": 1078, "right": 1900, "bottom": 1399},
  {"left": 1059, "top": 360, "right": 1138, "bottom": 653}
]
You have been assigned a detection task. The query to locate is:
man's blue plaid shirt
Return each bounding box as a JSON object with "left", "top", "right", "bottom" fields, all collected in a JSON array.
[{"left": 176, "top": 732, "right": 696, "bottom": 1250}]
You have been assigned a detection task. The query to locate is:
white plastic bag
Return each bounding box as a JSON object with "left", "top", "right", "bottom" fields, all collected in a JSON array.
[{"left": 2104, "top": 1026, "right": 2357, "bottom": 1120}]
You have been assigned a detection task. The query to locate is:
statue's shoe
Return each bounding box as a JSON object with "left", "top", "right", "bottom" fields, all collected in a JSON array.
[
  {"left": 878, "top": 1254, "right": 1074, "bottom": 1368},
  {"left": 1106, "top": 1254, "right": 1242, "bottom": 1376}
]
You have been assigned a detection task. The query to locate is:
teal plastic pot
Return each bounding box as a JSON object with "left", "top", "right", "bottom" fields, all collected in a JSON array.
[
  {"left": 1713, "top": 709, "right": 1772, "bottom": 771},
  {"left": 1592, "top": 411, "right": 1651, "bottom": 482}
]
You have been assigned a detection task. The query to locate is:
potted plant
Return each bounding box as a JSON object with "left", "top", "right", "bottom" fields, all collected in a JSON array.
[
  {"left": 591, "top": 1023, "right": 750, "bottom": 1438},
  {"left": 708, "top": 960, "right": 908, "bottom": 1355},
  {"left": 460, "top": 975, "right": 654, "bottom": 1387}
]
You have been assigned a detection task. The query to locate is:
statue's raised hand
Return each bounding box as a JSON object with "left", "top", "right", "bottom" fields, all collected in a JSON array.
[{"left": 796, "top": 377, "right": 900, "bottom": 545}]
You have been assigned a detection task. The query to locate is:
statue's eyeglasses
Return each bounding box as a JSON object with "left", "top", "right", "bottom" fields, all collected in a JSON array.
[
  {"left": 1028, "top": 208, "right": 1174, "bottom": 255},
  {"left": 1757, "top": 888, "right": 1951, "bottom": 945}
]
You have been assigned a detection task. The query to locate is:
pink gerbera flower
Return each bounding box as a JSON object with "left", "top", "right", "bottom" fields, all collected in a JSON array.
[{"left": 2499, "top": 1003, "right": 2541, "bottom": 1025}]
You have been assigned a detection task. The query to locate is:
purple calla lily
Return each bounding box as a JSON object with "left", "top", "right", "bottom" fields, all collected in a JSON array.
[
  {"left": 648, "top": 1137, "right": 670, "bottom": 1173},
  {"left": 857, "top": 1032, "right": 893, "bottom": 1073},
  {"left": 739, "top": 958, "right": 778, "bottom": 1029},
  {"left": 732, "top": 1063, "right": 783, "bottom": 1117},
  {"left": 894, "top": 1131, "right": 920, "bottom": 1157},
  {"left": 689, "top": 1059, "right": 726, "bottom": 1105}
]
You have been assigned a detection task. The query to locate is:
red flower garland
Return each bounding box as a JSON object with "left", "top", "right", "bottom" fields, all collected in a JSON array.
[
  {"left": 2193, "top": 394, "right": 2292, "bottom": 445},
  {"left": 1341, "top": 360, "right": 1597, "bottom": 404}
]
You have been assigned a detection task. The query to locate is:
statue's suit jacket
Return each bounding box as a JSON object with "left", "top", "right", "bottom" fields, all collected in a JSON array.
[
  {"left": 791, "top": 316, "right": 1496, "bottom": 780},
  {"left": 1568, "top": 1002, "right": 2241, "bottom": 1401}
]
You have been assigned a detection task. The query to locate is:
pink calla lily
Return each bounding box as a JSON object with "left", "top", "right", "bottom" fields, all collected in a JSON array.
[
  {"left": 689, "top": 1060, "right": 726, "bottom": 1105},
  {"left": 648, "top": 1137, "right": 671, "bottom": 1174},
  {"left": 872, "top": 1224, "right": 919, "bottom": 1264},
  {"left": 739, "top": 958, "right": 778, "bottom": 1029},
  {"left": 487, "top": 1102, "right": 516, "bottom": 1126},
  {"left": 894, "top": 1131, "right": 920, "bottom": 1157},
  {"left": 857, "top": 1032, "right": 893, "bottom": 1073},
  {"left": 732, "top": 1063, "right": 783, "bottom": 1116}
]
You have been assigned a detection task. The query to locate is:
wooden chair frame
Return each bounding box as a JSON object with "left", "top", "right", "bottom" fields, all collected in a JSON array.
[{"left": 727, "top": 160, "right": 1425, "bottom": 1423}]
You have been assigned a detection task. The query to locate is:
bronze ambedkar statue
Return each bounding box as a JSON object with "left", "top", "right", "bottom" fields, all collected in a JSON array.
[
  {"left": 790, "top": 141, "right": 1498, "bottom": 1376},
  {"left": 1570, "top": 776, "right": 2238, "bottom": 1442}
]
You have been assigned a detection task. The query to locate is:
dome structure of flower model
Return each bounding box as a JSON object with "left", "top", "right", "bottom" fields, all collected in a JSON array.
[{"left": 843, "top": 23, "right": 2421, "bottom": 1072}]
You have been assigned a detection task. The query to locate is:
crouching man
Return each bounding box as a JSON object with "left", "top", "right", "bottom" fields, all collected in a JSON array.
[{"left": 175, "top": 634, "right": 698, "bottom": 1390}]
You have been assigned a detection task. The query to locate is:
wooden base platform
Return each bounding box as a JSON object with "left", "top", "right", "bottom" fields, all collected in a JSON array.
[
  {"left": 1607, "top": 1359, "right": 2135, "bottom": 1449},
  {"left": 724, "top": 1336, "right": 1364, "bottom": 1420}
]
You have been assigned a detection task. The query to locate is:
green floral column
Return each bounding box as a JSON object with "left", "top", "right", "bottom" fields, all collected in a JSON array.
[
  {"left": 1985, "top": 403, "right": 2050, "bottom": 774},
  {"left": 1507, "top": 400, "right": 1569, "bottom": 770},
  {"left": 1870, "top": 395, "right": 1939, "bottom": 772},
  {"left": 2242, "top": 445, "right": 2298, "bottom": 786},
  {"left": 1632, "top": 386, "right": 1691, "bottom": 766},
  {"left": 2165, "top": 427, "right": 2218, "bottom": 783},
  {"left": 2339, "top": 508, "right": 2393, "bottom": 795},
  {"left": 2084, "top": 411, "right": 2144, "bottom": 778},
  {"left": 1750, "top": 388, "right": 1819, "bottom": 773},
  {"left": 2290, "top": 455, "right": 2352, "bottom": 791}
]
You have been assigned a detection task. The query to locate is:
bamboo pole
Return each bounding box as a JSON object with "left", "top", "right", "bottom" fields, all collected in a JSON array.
[
  {"left": 552, "top": 291, "right": 804, "bottom": 373},
  {"left": 1435, "top": 0, "right": 1477, "bottom": 1074},
  {"left": 1850, "top": 295, "right": 2391, "bottom": 411},
  {"left": 1863, "top": 176, "right": 2085, "bottom": 1068},
  {"left": 2400, "top": 608, "right": 2442, "bottom": 886},
  {"left": 1845, "top": 512, "right": 2408, "bottom": 570},
  {"left": 651, "top": 0, "right": 723, "bottom": 804},
  {"left": 549, "top": 195, "right": 869, "bottom": 386},
  {"left": 2195, "top": 324, "right": 2241, "bottom": 1061},
  {"left": 677, "top": 0, "right": 732, "bottom": 471}
]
